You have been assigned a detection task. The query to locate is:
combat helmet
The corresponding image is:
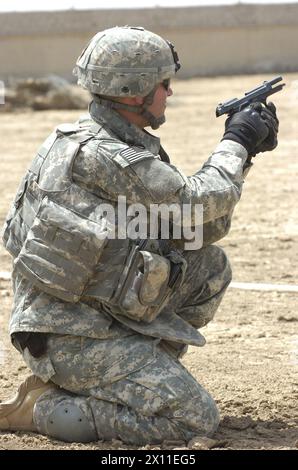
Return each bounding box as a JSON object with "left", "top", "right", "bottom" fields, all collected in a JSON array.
[{"left": 73, "top": 26, "right": 181, "bottom": 129}]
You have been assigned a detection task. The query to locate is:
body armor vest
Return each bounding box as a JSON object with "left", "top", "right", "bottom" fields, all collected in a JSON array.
[{"left": 2, "top": 122, "right": 185, "bottom": 323}]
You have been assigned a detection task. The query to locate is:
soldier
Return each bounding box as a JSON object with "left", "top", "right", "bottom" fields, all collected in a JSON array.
[{"left": 0, "top": 26, "right": 278, "bottom": 444}]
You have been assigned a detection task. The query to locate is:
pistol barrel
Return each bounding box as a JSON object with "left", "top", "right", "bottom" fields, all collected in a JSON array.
[{"left": 216, "top": 76, "right": 285, "bottom": 117}]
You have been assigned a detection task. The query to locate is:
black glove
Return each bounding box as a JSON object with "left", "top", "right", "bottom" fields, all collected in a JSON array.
[
  {"left": 257, "top": 101, "right": 279, "bottom": 153},
  {"left": 222, "top": 101, "right": 279, "bottom": 157}
]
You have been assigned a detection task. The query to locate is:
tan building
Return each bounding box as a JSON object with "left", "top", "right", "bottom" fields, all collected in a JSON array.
[{"left": 1, "top": 3, "right": 298, "bottom": 83}]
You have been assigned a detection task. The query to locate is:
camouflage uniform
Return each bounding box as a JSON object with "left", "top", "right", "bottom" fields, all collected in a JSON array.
[{"left": 2, "top": 27, "right": 250, "bottom": 443}]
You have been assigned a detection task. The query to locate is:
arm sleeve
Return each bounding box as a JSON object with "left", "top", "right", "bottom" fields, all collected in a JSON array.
[
  {"left": 73, "top": 139, "right": 248, "bottom": 226},
  {"left": 202, "top": 212, "right": 233, "bottom": 246}
]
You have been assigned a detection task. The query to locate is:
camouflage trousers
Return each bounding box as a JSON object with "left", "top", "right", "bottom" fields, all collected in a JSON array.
[{"left": 23, "top": 245, "right": 232, "bottom": 444}]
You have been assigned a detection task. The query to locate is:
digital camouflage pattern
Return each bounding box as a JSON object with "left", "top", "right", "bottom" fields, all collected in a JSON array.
[
  {"left": 31, "top": 334, "right": 220, "bottom": 444},
  {"left": 73, "top": 26, "right": 179, "bottom": 97},
  {"left": 7, "top": 101, "right": 246, "bottom": 346},
  {"left": 3, "top": 57, "right": 250, "bottom": 442}
]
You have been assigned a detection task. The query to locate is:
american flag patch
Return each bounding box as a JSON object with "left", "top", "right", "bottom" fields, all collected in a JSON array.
[{"left": 115, "top": 146, "right": 154, "bottom": 167}]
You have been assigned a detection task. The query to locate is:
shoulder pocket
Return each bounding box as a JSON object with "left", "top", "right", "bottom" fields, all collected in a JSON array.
[{"left": 113, "top": 146, "right": 155, "bottom": 168}]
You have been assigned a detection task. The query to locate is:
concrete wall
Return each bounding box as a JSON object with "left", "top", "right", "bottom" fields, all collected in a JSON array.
[{"left": 1, "top": 3, "right": 298, "bottom": 82}]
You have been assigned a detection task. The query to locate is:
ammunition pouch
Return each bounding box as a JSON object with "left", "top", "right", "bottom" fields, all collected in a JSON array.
[
  {"left": 112, "top": 245, "right": 187, "bottom": 323},
  {"left": 14, "top": 194, "right": 107, "bottom": 303}
]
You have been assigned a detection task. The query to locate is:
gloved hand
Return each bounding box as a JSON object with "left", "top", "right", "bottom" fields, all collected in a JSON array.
[
  {"left": 257, "top": 102, "right": 279, "bottom": 152},
  {"left": 222, "top": 101, "right": 279, "bottom": 156}
]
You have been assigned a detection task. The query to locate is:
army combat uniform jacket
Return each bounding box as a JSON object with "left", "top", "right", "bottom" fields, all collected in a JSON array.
[{"left": 3, "top": 101, "right": 249, "bottom": 354}]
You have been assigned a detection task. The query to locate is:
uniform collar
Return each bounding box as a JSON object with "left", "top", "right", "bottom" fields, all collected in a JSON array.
[{"left": 89, "top": 100, "right": 161, "bottom": 156}]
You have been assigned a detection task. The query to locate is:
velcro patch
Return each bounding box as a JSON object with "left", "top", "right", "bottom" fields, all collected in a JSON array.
[{"left": 114, "top": 146, "right": 155, "bottom": 168}]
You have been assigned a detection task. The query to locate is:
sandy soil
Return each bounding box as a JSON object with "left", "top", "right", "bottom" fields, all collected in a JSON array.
[{"left": 0, "top": 74, "right": 297, "bottom": 450}]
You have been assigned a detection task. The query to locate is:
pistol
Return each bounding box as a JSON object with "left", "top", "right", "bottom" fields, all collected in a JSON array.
[{"left": 216, "top": 76, "right": 285, "bottom": 117}]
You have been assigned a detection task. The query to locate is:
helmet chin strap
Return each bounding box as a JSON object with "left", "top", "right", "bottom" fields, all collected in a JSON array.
[
  {"left": 91, "top": 89, "right": 165, "bottom": 130},
  {"left": 138, "top": 89, "right": 166, "bottom": 130},
  {"left": 140, "top": 110, "right": 165, "bottom": 130}
]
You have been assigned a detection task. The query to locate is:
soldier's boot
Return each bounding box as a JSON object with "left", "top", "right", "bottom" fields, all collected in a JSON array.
[{"left": 0, "top": 375, "right": 56, "bottom": 432}]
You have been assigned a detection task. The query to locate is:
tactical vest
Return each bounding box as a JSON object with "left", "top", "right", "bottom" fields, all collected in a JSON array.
[{"left": 2, "top": 122, "right": 186, "bottom": 323}]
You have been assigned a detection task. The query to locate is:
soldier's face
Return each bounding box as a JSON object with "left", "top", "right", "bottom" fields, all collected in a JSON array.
[{"left": 147, "top": 81, "right": 173, "bottom": 121}]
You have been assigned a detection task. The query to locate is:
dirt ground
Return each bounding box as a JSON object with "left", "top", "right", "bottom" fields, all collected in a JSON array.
[{"left": 0, "top": 74, "right": 297, "bottom": 451}]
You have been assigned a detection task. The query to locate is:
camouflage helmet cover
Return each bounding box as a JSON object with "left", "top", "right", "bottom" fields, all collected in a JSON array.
[{"left": 73, "top": 26, "right": 180, "bottom": 97}]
